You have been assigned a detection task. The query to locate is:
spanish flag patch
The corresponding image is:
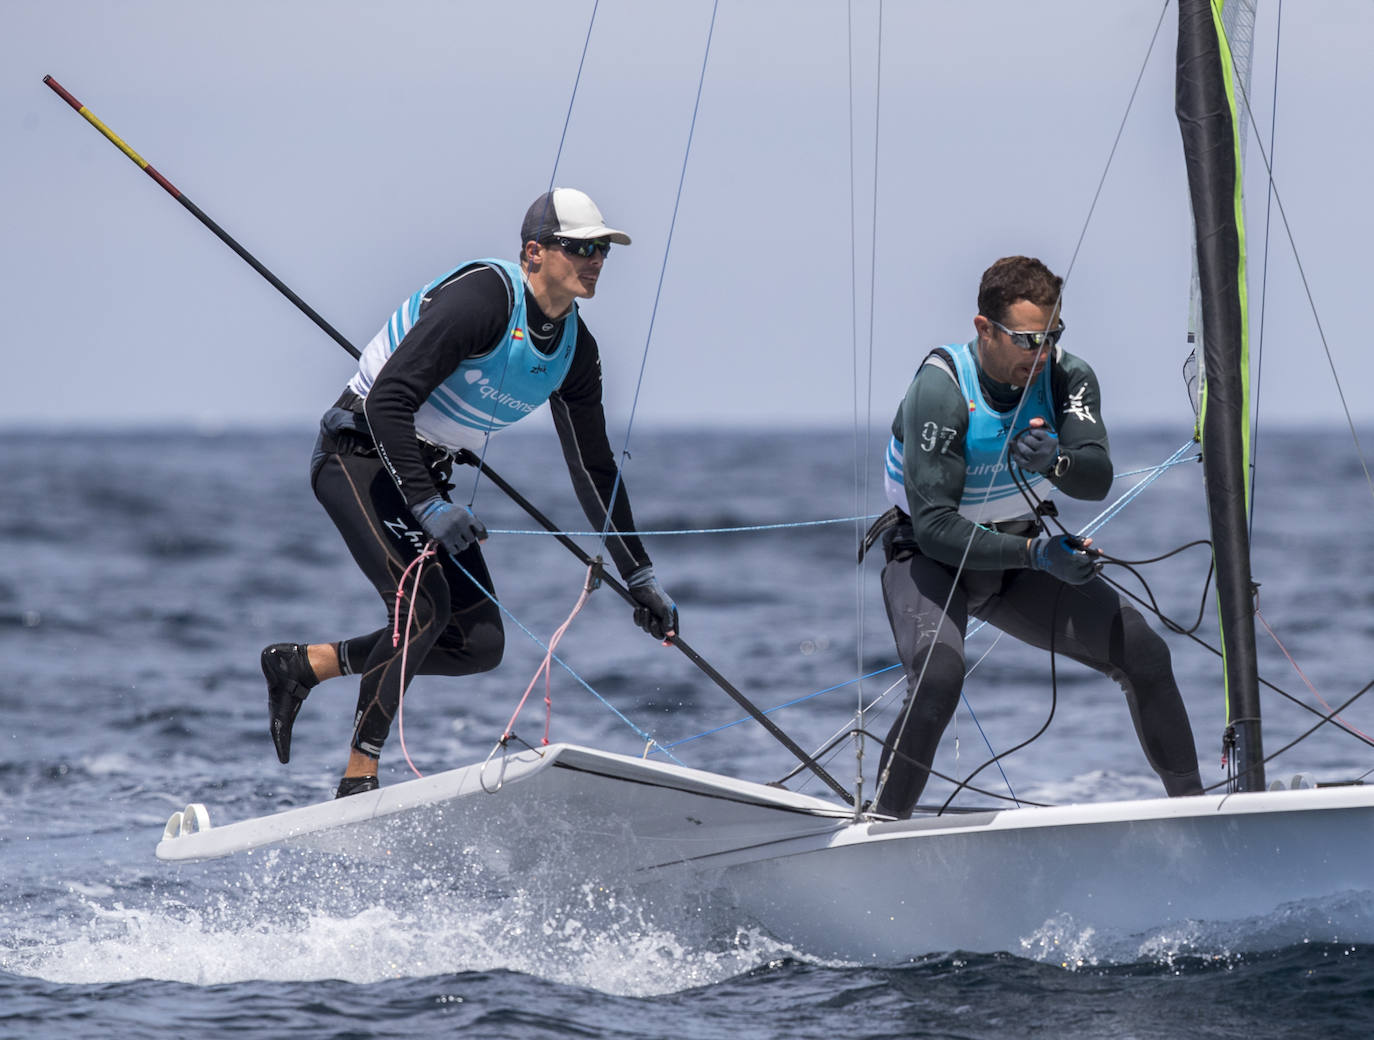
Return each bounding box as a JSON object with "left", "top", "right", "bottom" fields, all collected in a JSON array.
[{"left": 512, "top": 328, "right": 525, "bottom": 341}]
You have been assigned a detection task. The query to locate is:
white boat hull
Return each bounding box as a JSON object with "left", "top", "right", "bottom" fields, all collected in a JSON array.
[
  {"left": 156, "top": 743, "right": 1374, "bottom": 961},
  {"left": 710, "top": 785, "right": 1374, "bottom": 960},
  {"left": 156, "top": 743, "right": 851, "bottom": 876}
]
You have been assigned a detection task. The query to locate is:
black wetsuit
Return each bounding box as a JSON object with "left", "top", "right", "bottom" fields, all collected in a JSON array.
[
  {"left": 874, "top": 345, "right": 1203, "bottom": 817},
  {"left": 312, "top": 263, "right": 650, "bottom": 757}
]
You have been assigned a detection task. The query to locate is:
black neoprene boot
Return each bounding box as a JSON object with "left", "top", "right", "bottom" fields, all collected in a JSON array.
[
  {"left": 335, "top": 775, "right": 379, "bottom": 798},
  {"left": 261, "top": 643, "right": 319, "bottom": 764}
]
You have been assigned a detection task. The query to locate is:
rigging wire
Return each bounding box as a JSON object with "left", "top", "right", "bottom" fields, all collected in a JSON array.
[
  {"left": 847, "top": 0, "right": 862, "bottom": 817},
  {"left": 595, "top": 0, "right": 721, "bottom": 557},
  {"left": 1248, "top": 0, "right": 1282, "bottom": 534},
  {"left": 459, "top": 0, "right": 602, "bottom": 513},
  {"left": 1058, "top": 0, "right": 1171, "bottom": 289},
  {"left": 783, "top": 727, "right": 1050, "bottom": 810},
  {"left": 848, "top": 0, "right": 884, "bottom": 814}
]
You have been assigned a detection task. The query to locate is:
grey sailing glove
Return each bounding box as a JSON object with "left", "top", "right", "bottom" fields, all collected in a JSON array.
[
  {"left": 1029, "top": 535, "right": 1098, "bottom": 585},
  {"left": 1010, "top": 426, "right": 1060, "bottom": 473},
  {"left": 413, "top": 495, "right": 487, "bottom": 555},
  {"left": 626, "top": 565, "right": 679, "bottom": 642}
]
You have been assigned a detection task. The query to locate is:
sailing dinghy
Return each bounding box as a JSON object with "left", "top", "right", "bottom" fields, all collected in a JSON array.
[{"left": 153, "top": 0, "right": 1374, "bottom": 961}]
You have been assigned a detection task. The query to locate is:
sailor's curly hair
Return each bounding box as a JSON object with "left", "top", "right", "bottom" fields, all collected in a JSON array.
[{"left": 977, "top": 256, "right": 1062, "bottom": 325}]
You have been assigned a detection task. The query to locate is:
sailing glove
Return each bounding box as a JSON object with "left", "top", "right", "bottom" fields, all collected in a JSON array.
[
  {"left": 1029, "top": 535, "right": 1098, "bottom": 585},
  {"left": 413, "top": 495, "right": 487, "bottom": 555},
  {"left": 1010, "top": 426, "right": 1060, "bottom": 473},
  {"left": 627, "top": 565, "right": 679, "bottom": 642}
]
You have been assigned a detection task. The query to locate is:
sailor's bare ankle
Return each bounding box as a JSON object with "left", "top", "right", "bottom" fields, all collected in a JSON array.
[{"left": 307, "top": 642, "right": 342, "bottom": 681}]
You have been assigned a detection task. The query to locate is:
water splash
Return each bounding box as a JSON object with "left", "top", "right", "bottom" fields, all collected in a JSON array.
[{"left": 2, "top": 855, "right": 797, "bottom": 998}]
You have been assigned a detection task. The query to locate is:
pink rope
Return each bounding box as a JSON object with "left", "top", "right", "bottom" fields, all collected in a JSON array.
[
  {"left": 501, "top": 563, "right": 599, "bottom": 745},
  {"left": 1256, "top": 606, "right": 1372, "bottom": 742},
  {"left": 392, "top": 548, "right": 434, "bottom": 647},
  {"left": 393, "top": 543, "right": 436, "bottom": 779}
]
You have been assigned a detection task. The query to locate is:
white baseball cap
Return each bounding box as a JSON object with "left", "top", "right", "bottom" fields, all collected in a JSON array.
[{"left": 521, "top": 188, "right": 631, "bottom": 246}]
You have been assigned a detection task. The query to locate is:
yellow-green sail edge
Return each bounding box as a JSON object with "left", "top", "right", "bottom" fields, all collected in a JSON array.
[{"left": 1175, "top": 0, "right": 1263, "bottom": 790}]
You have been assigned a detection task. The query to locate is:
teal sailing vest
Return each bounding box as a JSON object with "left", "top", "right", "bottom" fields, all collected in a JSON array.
[
  {"left": 884, "top": 340, "right": 1056, "bottom": 524},
  {"left": 348, "top": 258, "right": 579, "bottom": 452}
]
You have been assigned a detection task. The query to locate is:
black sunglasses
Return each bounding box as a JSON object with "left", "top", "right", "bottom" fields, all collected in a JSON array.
[
  {"left": 988, "top": 318, "right": 1066, "bottom": 352},
  {"left": 550, "top": 236, "right": 612, "bottom": 259}
]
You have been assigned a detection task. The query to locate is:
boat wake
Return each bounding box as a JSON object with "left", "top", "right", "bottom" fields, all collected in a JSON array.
[{"left": 1017, "top": 889, "right": 1374, "bottom": 969}]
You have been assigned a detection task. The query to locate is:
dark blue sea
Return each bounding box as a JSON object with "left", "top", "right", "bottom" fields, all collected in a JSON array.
[{"left": 4, "top": 425, "right": 1374, "bottom": 1039}]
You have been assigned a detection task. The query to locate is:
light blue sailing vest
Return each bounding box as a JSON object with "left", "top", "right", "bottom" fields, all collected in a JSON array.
[
  {"left": 884, "top": 341, "right": 1056, "bottom": 524},
  {"left": 347, "top": 258, "right": 579, "bottom": 453}
]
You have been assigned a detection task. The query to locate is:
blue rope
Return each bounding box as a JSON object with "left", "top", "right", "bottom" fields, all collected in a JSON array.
[
  {"left": 485, "top": 452, "right": 1194, "bottom": 541},
  {"left": 1081, "top": 440, "right": 1196, "bottom": 538},
  {"left": 489, "top": 514, "right": 881, "bottom": 537},
  {"left": 445, "top": 555, "right": 682, "bottom": 764},
  {"left": 1110, "top": 452, "right": 1199, "bottom": 480}
]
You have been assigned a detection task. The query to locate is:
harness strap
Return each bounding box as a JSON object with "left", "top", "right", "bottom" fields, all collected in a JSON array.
[{"left": 858, "top": 505, "right": 907, "bottom": 564}]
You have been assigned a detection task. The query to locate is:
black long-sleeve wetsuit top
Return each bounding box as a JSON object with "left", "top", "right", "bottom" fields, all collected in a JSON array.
[{"left": 357, "top": 262, "right": 651, "bottom": 579}]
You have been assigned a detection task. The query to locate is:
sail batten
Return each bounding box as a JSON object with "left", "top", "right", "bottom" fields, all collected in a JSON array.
[{"left": 1175, "top": 0, "right": 1263, "bottom": 790}]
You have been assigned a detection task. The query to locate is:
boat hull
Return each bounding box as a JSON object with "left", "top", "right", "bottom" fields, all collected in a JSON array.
[
  {"left": 711, "top": 786, "right": 1374, "bottom": 960},
  {"left": 156, "top": 745, "right": 1374, "bottom": 961}
]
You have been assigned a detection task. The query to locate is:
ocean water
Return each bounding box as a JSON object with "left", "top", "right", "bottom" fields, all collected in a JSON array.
[{"left": 3, "top": 425, "right": 1374, "bottom": 1039}]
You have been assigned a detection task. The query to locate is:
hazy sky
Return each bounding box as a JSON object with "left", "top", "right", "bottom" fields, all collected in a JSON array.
[{"left": 5, "top": 1, "right": 1372, "bottom": 434}]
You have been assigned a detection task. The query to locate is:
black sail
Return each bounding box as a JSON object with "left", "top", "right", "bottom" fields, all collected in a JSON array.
[{"left": 1175, "top": 0, "right": 1263, "bottom": 790}]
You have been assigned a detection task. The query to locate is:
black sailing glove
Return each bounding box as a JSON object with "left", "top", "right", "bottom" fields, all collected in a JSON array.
[
  {"left": 413, "top": 495, "right": 487, "bottom": 555},
  {"left": 1010, "top": 426, "right": 1060, "bottom": 473},
  {"left": 626, "top": 565, "right": 679, "bottom": 642},
  {"left": 1029, "top": 535, "right": 1098, "bottom": 585}
]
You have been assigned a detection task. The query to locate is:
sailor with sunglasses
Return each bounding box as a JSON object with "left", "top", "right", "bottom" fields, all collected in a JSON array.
[
  {"left": 865, "top": 255, "right": 1202, "bottom": 818},
  {"left": 260, "top": 188, "right": 678, "bottom": 798}
]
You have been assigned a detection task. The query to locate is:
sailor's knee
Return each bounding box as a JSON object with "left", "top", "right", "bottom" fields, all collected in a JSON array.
[
  {"left": 1116, "top": 606, "right": 1173, "bottom": 677},
  {"left": 424, "top": 619, "right": 503, "bottom": 676},
  {"left": 468, "top": 623, "right": 504, "bottom": 671},
  {"left": 900, "top": 644, "right": 963, "bottom": 724}
]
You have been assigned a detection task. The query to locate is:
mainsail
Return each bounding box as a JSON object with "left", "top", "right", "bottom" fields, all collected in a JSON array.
[{"left": 1175, "top": 0, "right": 1264, "bottom": 790}]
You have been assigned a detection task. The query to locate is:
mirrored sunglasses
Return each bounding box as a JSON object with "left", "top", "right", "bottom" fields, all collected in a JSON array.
[
  {"left": 988, "top": 318, "right": 1065, "bottom": 351},
  {"left": 552, "top": 236, "right": 613, "bottom": 259}
]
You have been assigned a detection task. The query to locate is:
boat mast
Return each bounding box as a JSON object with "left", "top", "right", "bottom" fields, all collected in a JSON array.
[{"left": 1175, "top": 0, "right": 1264, "bottom": 791}]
